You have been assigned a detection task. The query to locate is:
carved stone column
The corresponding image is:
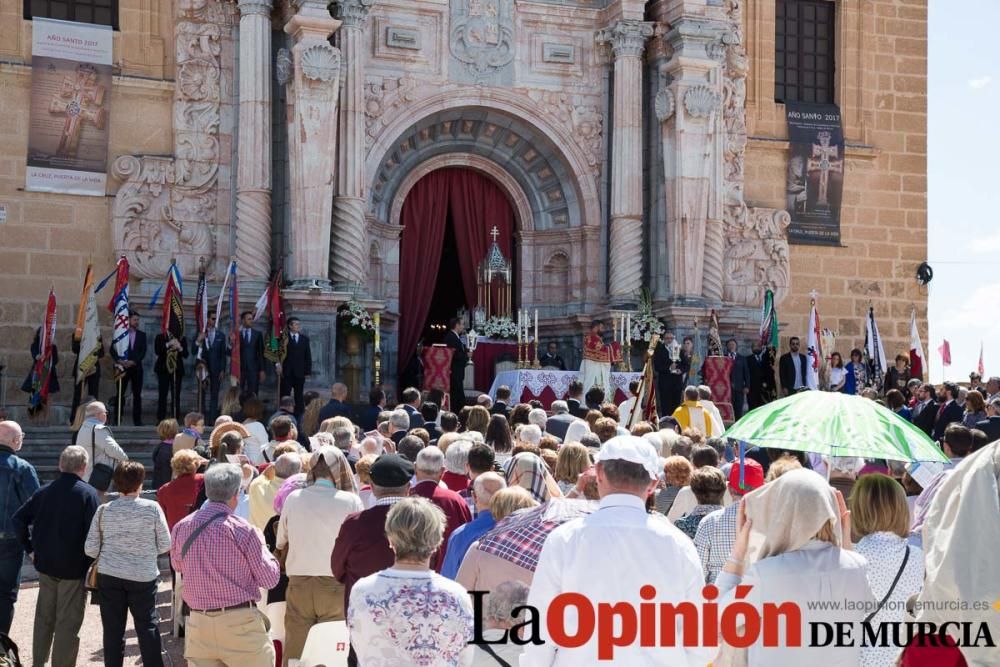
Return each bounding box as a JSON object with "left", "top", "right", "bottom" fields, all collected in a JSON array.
[
  {"left": 331, "top": 0, "right": 374, "bottom": 290},
  {"left": 283, "top": 1, "right": 342, "bottom": 288},
  {"left": 597, "top": 20, "right": 654, "bottom": 304},
  {"left": 235, "top": 0, "right": 273, "bottom": 280},
  {"left": 657, "top": 7, "right": 728, "bottom": 302}
]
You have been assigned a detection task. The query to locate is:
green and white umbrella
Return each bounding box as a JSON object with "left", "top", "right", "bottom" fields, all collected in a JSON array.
[{"left": 726, "top": 391, "right": 949, "bottom": 463}]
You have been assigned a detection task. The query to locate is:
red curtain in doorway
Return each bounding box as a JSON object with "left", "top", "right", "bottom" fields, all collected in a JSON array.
[
  {"left": 397, "top": 168, "right": 515, "bottom": 375},
  {"left": 398, "top": 170, "right": 451, "bottom": 375},
  {"left": 448, "top": 169, "right": 514, "bottom": 309}
]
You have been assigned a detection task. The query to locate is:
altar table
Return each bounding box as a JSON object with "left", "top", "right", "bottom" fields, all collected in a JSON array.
[
  {"left": 470, "top": 338, "right": 519, "bottom": 391},
  {"left": 488, "top": 369, "right": 642, "bottom": 410}
]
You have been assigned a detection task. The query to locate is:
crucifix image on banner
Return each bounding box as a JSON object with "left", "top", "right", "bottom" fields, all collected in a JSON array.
[{"left": 784, "top": 102, "right": 845, "bottom": 246}]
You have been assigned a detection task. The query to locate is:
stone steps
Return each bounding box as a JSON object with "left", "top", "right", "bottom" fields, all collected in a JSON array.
[{"left": 21, "top": 425, "right": 161, "bottom": 485}]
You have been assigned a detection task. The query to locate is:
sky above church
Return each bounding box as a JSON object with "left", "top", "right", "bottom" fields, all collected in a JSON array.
[{"left": 927, "top": 0, "right": 997, "bottom": 382}]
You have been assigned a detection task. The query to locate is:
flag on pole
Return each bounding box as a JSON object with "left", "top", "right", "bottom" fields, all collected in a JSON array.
[
  {"left": 253, "top": 286, "right": 270, "bottom": 323},
  {"left": 939, "top": 340, "right": 951, "bottom": 367},
  {"left": 194, "top": 261, "right": 208, "bottom": 337},
  {"left": 263, "top": 268, "right": 287, "bottom": 365},
  {"left": 978, "top": 342, "right": 985, "bottom": 377},
  {"left": 226, "top": 261, "right": 240, "bottom": 382},
  {"left": 161, "top": 262, "right": 185, "bottom": 375},
  {"left": 864, "top": 306, "right": 887, "bottom": 389},
  {"left": 806, "top": 297, "right": 822, "bottom": 390},
  {"left": 27, "top": 289, "right": 57, "bottom": 416},
  {"left": 909, "top": 310, "right": 925, "bottom": 381},
  {"left": 759, "top": 289, "right": 779, "bottom": 350},
  {"left": 75, "top": 264, "right": 101, "bottom": 385},
  {"left": 107, "top": 257, "right": 130, "bottom": 359}
]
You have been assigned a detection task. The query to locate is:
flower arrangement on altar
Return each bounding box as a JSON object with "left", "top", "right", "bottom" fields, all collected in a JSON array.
[
  {"left": 630, "top": 289, "right": 665, "bottom": 342},
  {"left": 337, "top": 299, "right": 375, "bottom": 336},
  {"left": 481, "top": 315, "right": 519, "bottom": 340}
]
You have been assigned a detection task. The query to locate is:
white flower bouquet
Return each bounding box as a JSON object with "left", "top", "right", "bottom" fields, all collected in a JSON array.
[
  {"left": 481, "top": 316, "right": 518, "bottom": 340},
  {"left": 337, "top": 299, "right": 375, "bottom": 335}
]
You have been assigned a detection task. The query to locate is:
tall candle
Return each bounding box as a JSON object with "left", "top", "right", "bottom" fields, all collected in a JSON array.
[
  {"left": 374, "top": 312, "right": 380, "bottom": 349},
  {"left": 534, "top": 309, "right": 538, "bottom": 347},
  {"left": 517, "top": 310, "right": 522, "bottom": 344}
]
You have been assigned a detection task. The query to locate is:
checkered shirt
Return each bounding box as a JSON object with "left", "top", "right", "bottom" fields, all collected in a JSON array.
[
  {"left": 693, "top": 502, "right": 738, "bottom": 584},
  {"left": 474, "top": 498, "right": 596, "bottom": 572}
]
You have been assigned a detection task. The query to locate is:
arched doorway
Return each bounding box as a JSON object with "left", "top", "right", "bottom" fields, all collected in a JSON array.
[{"left": 396, "top": 167, "right": 516, "bottom": 378}]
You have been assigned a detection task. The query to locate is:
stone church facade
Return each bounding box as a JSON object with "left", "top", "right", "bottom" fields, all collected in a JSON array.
[{"left": 0, "top": 0, "right": 926, "bottom": 410}]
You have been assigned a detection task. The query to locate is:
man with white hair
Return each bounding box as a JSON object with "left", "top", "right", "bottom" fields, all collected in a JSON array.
[
  {"left": 440, "top": 472, "right": 506, "bottom": 579},
  {"left": 247, "top": 452, "right": 302, "bottom": 532},
  {"left": 172, "top": 463, "right": 280, "bottom": 666},
  {"left": 523, "top": 436, "right": 714, "bottom": 666},
  {"left": 411, "top": 446, "right": 471, "bottom": 572},
  {"left": 359, "top": 436, "right": 384, "bottom": 457},
  {"left": 546, "top": 400, "right": 577, "bottom": 441},
  {"left": 697, "top": 385, "right": 727, "bottom": 434},
  {"left": 74, "top": 401, "right": 128, "bottom": 491},
  {"left": 476, "top": 394, "right": 493, "bottom": 410},
  {"left": 388, "top": 408, "right": 411, "bottom": 447},
  {"left": 13, "top": 445, "right": 96, "bottom": 665},
  {"left": 332, "top": 425, "right": 360, "bottom": 471},
  {"left": 527, "top": 408, "right": 561, "bottom": 443},
  {"left": 0, "top": 420, "right": 40, "bottom": 634},
  {"left": 470, "top": 580, "right": 531, "bottom": 666},
  {"left": 442, "top": 439, "right": 473, "bottom": 492},
  {"left": 516, "top": 424, "right": 542, "bottom": 448}
]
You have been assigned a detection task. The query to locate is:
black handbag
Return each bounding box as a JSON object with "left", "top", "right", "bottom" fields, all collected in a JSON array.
[{"left": 89, "top": 427, "right": 114, "bottom": 492}]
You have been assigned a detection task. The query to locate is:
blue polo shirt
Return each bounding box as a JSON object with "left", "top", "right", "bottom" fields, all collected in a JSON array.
[{"left": 440, "top": 510, "right": 495, "bottom": 580}]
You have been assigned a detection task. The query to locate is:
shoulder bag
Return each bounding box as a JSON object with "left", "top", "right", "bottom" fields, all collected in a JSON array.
[
  {"left": 89, "top": 427, "right": 114, "bottom": 492},
  {"left": 85, "top": 505, "right": 106, "bottom": 591},
  {"left": 863, "top": 545, "right": 911, "bottom": 624}
]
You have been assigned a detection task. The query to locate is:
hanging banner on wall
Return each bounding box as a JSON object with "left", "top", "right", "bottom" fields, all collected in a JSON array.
[
  {"left": 784, "top": 102, "right": 845, "bottom": 246},
  {"left": 26, "top": 18, "right": 113, "bottom": 196}
]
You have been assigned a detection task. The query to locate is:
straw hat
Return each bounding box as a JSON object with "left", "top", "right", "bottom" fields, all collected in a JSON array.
[{"left": 210, "top": 421, "right": 251, "bottom": 452}]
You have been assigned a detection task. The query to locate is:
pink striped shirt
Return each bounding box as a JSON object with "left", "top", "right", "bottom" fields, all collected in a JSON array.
[{"left": 170, "top": 502, "right": 280, "bottom": 611}]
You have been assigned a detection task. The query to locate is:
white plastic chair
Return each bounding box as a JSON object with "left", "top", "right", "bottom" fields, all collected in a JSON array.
[
  {"left": 265, "top": 601, "right": 286, "bottom": 644},
  {"left": 296, "top": 620, "right": 350, "bottom": 667},
  {"left": 171, "top": 571, "right": 185, "bottom": 637}
]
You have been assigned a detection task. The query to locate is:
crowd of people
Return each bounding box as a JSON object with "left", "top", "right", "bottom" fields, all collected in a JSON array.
[{"left": 0, "top": 363, "right": 997, "bottom": 666}]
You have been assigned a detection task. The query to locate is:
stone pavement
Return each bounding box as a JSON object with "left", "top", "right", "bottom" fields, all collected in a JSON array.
[{"left": 8, "top": 578, "right": 186, "bottom": 666}]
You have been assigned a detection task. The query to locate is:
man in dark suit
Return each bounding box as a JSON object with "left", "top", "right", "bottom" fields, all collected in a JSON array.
[
  {"left": 539, "top": 342, "right": 566, "bottom": 370},
  {"left": 491, "top": 385, "right": 513, "bottom": 417},
  {"left": 421, "top": 403, "right": 442, "bottom": 442},
  {"left": 194, "top": 312, "right": 229, "bottom": 420},
  {"left": 399, "top": 387, "right": 426, "bottom": 429},
  {"left": 411, "top": 446, "right": 471, "bottom": 572},
  {"left": 778, "top": 336, "right": 808, "bottom": 396},
  {"left": 238, "top": 311, "right": 265, "bottom": 397},
  {"left": 111, "top": 311, "right": 147, "bottom": 426},
  {"left": 747, "top": 342, "right": 776, "bottom": 410},
  {"left": 318, "top": 383, "right": 352, "bottom": 423},
  {"left": 726, "top": 339, "right": 750, "bottom": 419},
  {"left": 566, "top": 380, "right": 587, "bottom": 418},
  {"left": 153, "top": 331, "right": 189, "bottom": 421},
  {"left": 910, "top": 382, "right": 939, "bottom": 437},
  {"left": 975, "top": 397, "right": 1000, "bottom": 443},
  {"left": 933, "top": 382, "right": 965, "bottom": 441},
  {"left": 278, "top": 317, "right": 311, "bottom": 418},
  {"left": 443, "top": 318, "right": 468, "bottom": 412},
  {"left": 546, "top": 400, "right": 577, "bottom": 441},
  {"left": 653, "top": 331, "right": 689, "bottom": 418}
]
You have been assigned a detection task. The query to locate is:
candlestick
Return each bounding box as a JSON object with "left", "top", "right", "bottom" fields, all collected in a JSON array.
[{"left": 374, "top": 312, "right": 380, "bottom": 350}]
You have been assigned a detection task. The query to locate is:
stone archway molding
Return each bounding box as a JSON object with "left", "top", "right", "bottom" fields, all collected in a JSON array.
[
  {"left": 389, "top": 154, "right": 535, "bottom": 233},
  {"left": 366, "top": 86, "right": 602, "bottom": 229}
]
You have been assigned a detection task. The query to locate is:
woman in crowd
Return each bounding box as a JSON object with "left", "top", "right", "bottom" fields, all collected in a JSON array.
[
  {"left": 654, "top": 455, "right": 692, "bottom": 516},
  {"left": 465, "top": 405, "right": 490, "bottom": 436},
  {"left": 850, "top": 474, "right": 924, "bottom": 667},
  {"left": 884, "top": 354, "right": 912, "bottom": 398},
  {"left": 843, "top": 348, "right": 867, "bottom": 395},
  {"left": 219, "top": 386, "right": 242, "bottom": 418},
  {"left": 299, "top": 391, "right": 323, "bottom": 438},
  {"left": 355, "top": 453, "right": 378, "bottom": 508},
  {"left": 584, "top": 409, "right": 602, "bottom": 431},
  {"left": 241, "top": 396, "right": 269, "bottom": 465},
  {"left": 717, "top": 468, "right": 873, "bottom": 666},
  {"left": 485, "top": 414, "right": 514, "bottom": 464},
  {"left": 553, "top": 443, "right": 591, "bottom": 495},
  {"left": 827, "top": 352, "right": 846, "bottom": 392},
  {"left": 277, "top": 447, "right": 363, "bottom": 665},
  {"left": 505, "top": 452, "right": 561, "bottom": 504},
  {"left": 489, "top": 486, "right": 539, "bottom": 521},
  {"left": 151, "top": 418, "right": 179, "bottom": 489},
  {"left": 962, "top": 389, "right": 987, "bottom": 428},
  {"left": 508, "top": 403, "right": 531, "bottom": 428},
  {"left": 826, "top": 455, "right": 865, "bottom": 500},
  {"left": 85, "top": 462, "right": 171, "bottom": 667},
  {"left": 156, "top": 449, "right": 206, "bottom": 531},
  {"left": 674, "top": 467, "right": 726, "bottom": 539},
  {"left": 885, "top": 389, "right": 912, "bottom": 421},
  {"left": 348, "top": 498, "right": 474, "bottom": 666}
]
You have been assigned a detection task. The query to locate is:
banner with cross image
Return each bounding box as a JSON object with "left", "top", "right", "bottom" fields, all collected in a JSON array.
[
  {"left": 26, "top": 18, "right": 113, "bottom": 196},
  {"left": 784, "top": 102, "right": 845, "bottom": 246}
]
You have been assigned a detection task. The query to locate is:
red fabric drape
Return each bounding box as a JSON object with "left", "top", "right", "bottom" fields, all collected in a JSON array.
[
  {"left": 397, "top": 168, "right": 515, "bottom": 374},
  {"left": 447, "top": 169, "right": 514, "bottom": 311},
  {"left": 398, "top": 170, "right": 451, "bottom": 375}
]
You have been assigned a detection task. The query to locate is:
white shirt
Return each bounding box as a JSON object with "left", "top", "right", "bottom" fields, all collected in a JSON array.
[
  {"left": 700, "top": 400, "right": 726, "bottom": 434},
  {"left": 791, "top": 353, "right": 804, "bottom": 388},
  {"left": 276, "top": 482, "right": 363, "bottom": 577},
  {"left": 243, "top": 420, "right": 269, "bottom": 465},
  {"left": 349, "top": 568, "right": 474, "bottom": 666},
  {"left": 521, "top": 494, "right": 715, "bottom": 667},
  {"left": 716, "top": 541, "right": 874, "bottom": 667},
  {"left": 855, "top": 533, "right": 924, "bottom": 667}
]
